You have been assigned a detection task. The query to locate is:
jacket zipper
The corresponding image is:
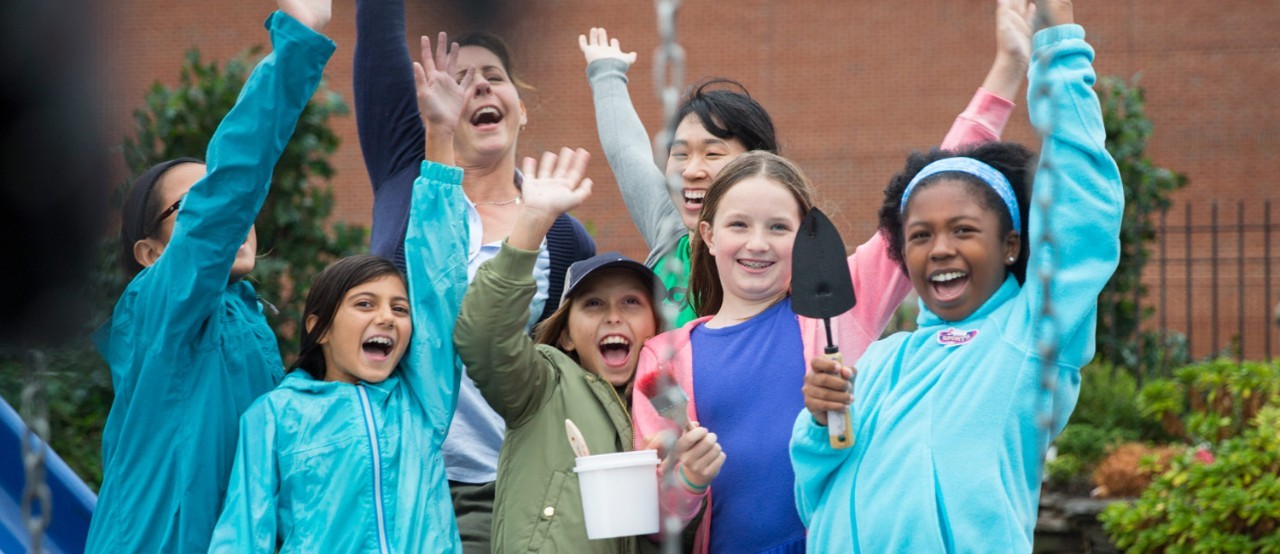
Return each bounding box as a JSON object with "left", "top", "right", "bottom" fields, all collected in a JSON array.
[{"left": 357, "top": 385, "right": 390, "bottom": 554}]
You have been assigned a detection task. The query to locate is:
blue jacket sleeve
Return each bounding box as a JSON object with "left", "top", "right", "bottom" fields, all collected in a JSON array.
[
  {"left": 132, "top": 11, "right": 334, "bottom": 349},
  {"left": 208, "top": 403, "right": 279, "bottom": 553},
  {"left": 790, "top": 409, "right": 857, "bottom": 525},
  {"left": 1010, "top": 25, "right": 1124, "bottom": 428},
  {"left": 402, "top": 161, "right": 470, "bottom": 438}
]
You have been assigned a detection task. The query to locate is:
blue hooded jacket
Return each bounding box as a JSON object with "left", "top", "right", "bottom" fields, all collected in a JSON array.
[
  {"left": 85, "top": 12, "right": 333, "bottom": 553},
  {"left": 208, "top": 160, "right": 470, "bottom": 553},
  {"left": 791, "top": 25, "right": 1123, "bottom": 553}
]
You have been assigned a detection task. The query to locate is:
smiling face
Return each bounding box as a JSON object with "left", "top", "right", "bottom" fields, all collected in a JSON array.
[
  {"left": 698, "top": 175, "right": 802, "bottom": 313},
  {"left": 560, "top": 269, "right": 658, "bottom": 386},
  {"left": 902, "top": 179, "right": 1020, "bottom": 322},
  {"left": 312, "top": 275, "right": 412, "bottom": 384},
  {"left": 453, "top": 45, "right": 527, "bottom": 166},
  {"left": 666, "top": 115, "right": 750, "bottom": 232}
]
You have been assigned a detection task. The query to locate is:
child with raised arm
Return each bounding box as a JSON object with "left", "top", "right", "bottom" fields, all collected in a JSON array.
[
  {"left": 580, "top": 0, "right": 1029, "bottom": 325},
  {"left": 86, "top": 1, "right": 333, "bottom": 551},
  {"left": 792, "top": 2, "right": 1123, "bottom": 551},
  {"left": 453, "top": 147, "right": 724, "bottom": 553},
  {"left": 207, "top": 33, "right": 475, "bottom": 554}
]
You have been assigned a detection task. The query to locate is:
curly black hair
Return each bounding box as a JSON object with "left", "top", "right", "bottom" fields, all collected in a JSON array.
[{"left": 877, "top": 141, "right": 1035, "bottom": 284}]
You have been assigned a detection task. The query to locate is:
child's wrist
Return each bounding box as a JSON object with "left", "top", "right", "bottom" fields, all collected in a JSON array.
[{"left": 677, "top": 465, "right": 709, "bottom": 494}]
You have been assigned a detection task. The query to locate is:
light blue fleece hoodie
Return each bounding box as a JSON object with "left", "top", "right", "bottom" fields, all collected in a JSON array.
[
  {"left": 208, "top": 161, "right": 469, "bottom": 553},
  {"left": 790, "top": 24, "right": 1122, "bottom": 554}
]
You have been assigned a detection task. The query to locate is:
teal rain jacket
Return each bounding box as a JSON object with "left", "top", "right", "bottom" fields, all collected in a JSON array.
[
  {"left": 208, "top": 161, "right": 470, "bottom": 553},
  {"left": 791, "top": 25, "right": 1123, "bottom": 553},
  {"left": 85, "top": 12, "right": 333, "bottom": 554}
]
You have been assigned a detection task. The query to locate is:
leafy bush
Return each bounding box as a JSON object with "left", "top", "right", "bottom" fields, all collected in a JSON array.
[
  {"left": 1100, "top": 407, "right": 1280, "bottom": 552},
  {"left": 1094, "top": 76, "right": 1189, "bottom": 376},
  {"left": 1138, "top": 359, "right": 1280, "bottom": 443}
]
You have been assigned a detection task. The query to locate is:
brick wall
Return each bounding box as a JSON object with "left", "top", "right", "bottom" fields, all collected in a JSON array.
[{"left": 101, "top": 0, "right": 1280, "bottom": 355}]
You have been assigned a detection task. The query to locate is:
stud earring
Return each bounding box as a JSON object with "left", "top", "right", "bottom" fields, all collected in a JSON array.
[{"left": 1007, "top": 256, "right": 1016, "bottom": 263}]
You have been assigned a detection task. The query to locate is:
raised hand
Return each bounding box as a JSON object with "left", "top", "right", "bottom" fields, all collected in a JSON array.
[
  {"left": 507, "top": 148, "right": 594, "bottom": 251},
  {"left": 413, "top": 32, "right": 476, "bottom": 132},
  {"left": 996, "top": 0, "right": 1035, "bottom": 68},
  {"left": 1034, "top": 0, "right": 1074, "bottom": 29},
  {"left": 673, "top": 424, "right": 725, "bottom": 492},
  {"left": 802, "top": 357, "right": 854, "bottom": 426},
  {"left": 982, "top": 0, "right": 1035, "bottom": 100},
  {"left": 578, "top": 27, "right": 638, "bottom": 68},
  {"left": 519, "top": 148, "right": 594, "bottom": 218},
  {"left": 278, "top": 0, "right": 331, "bottom": 32}
]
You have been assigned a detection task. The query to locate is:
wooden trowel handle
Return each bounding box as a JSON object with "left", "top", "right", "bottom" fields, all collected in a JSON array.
[{"left": 825, "top": 351, "right": 855, "bottom": 449}]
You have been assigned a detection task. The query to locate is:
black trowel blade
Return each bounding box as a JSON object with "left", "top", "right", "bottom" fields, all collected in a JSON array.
[{"left": 791, "top": 207, "right": 857, "bottom": 320}]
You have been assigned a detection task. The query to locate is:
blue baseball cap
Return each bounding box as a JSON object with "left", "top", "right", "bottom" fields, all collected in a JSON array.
[{"left": 561, "top": 252, "right": 665, "bottom": 303}]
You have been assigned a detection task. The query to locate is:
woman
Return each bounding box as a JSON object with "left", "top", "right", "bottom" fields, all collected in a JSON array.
[{"left": 353, "top": 2, "right": 595, "bottom": 550}]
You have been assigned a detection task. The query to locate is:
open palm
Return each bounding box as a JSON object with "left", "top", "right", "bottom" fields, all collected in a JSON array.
[
  {"left": 414, "top": 32, "right": 475, "bottom": 131},
  {"left": 520, "top": 148, "right": 594, "bottom": 217}
]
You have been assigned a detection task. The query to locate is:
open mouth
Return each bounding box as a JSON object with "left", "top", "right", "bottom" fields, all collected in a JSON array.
[
  {"left": 362, "top": 335, "right": 395, "bottom": 362},
  {"left": 682, "top": 188, "right": 706, "bottom": 212},
  {"left": 929, "top": 270, "right": 969, "bottom": 302},
  {"left": 597, "top": 335, "right": 633, "bottom": 368},
  {"left": 470, "top": 106, "right": 504, "bottom": 128}
]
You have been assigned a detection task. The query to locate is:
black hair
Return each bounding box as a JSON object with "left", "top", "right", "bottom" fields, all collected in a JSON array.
[
  {"left": 672, "top": 78, "right": 778, "bottom": 154},
  {"left": 878, "top": 141, "right": 1035, "bottom": 284},
  {"left": 293, "top": 255, "right": 406, "bottom": 380},
  {"left": 119, "top": 157, "right": 204, "bottom": 276},
  {"left": 454, "top": 31, "right": 532, "bottom": 91}
]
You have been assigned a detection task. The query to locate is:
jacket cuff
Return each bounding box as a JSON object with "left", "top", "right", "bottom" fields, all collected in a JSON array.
[
  {"left": 1033, "top": 23, "right": 1086, "bottom": 50},
  {"left": 418, "top": 160, "right": 464, "bottom": 186},
  {"left": 586, "top": 58, "right": 630, "bottom": 84},
  {"left": 490, "top": 242, "right": 541, "bottom": 281},
  {"left": 265, "top": 10, "right": 336, "bottom": 52}
]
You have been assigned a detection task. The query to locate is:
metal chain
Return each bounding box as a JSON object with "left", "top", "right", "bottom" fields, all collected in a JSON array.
[
  {"left": 651, "top": 0, "right": 686, "bottom": 199},
  {"left": 651, "top": 2, "right": 686, "bottom": 552},
  {"left": 21, "top": 349, "right": 53, "bottom": 553},
  {"left": 1030, "top": 1, "right": 1063, "bottom": 459}
]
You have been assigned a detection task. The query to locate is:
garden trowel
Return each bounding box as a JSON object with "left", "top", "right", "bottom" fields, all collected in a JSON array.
[{"left": 791, "top": 207, "right": 857, "bottom": 449}]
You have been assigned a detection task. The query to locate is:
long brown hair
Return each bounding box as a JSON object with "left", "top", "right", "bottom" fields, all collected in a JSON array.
[{"left": 687, "top": 151, "right": 816, "bottom": 317}]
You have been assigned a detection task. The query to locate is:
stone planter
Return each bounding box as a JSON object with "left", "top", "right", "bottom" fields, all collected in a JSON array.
[{"left": 1034, "top": 491, "right": 1125, "bottom": 553}]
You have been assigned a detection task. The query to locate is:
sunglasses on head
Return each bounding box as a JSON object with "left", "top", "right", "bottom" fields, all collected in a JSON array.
[{"left": 144, "top": 195, "right": 184, "bottom": 238}]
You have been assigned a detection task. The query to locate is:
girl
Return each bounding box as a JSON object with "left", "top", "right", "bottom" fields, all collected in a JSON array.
[
  {"left": 85, "top": 2, "right": 333, "bottom": 551},
  {"left": 453, "top": 148, "right": 725, "bottom": 553},
  {"left": 208, "top": 160, "right": 470, "bottom": 551},
  {"left": 792, "top": 2, "right": 1122, "bottom": 552},
  {"left": 208, "top": 37, "right": 475, "bottom": 552},
  {"left": 579, "top": 6, "right": 1029, "bottom": 326},
  {"left": 354, "top": 3, "right": 595, "bottom": 547}
]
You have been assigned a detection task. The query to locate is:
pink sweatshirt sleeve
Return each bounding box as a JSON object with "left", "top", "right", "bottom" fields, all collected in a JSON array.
[
  {"left": 940, "top": 87, "right": 1016, "bottom": 150},
  {"left": 838, "top": 231, "right": 914, "bottom": 358}
]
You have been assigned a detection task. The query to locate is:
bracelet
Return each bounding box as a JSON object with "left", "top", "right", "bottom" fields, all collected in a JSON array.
[{"left": 677, "top": 465, "right": 709, "bottom": 494}]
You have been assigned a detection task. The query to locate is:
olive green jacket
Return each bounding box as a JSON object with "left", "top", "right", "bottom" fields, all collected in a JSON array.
[{"left": 455, "top": 244, "right": 655, "bottom": 553}]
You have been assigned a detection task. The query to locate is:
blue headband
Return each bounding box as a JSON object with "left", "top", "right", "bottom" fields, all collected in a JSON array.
[{"left": 899, "top": 157, "right": 1021, "bottom": 232}]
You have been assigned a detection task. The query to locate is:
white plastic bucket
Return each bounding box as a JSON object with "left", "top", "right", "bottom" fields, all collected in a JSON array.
[{"left": 573, "top": 449, "right": 660, "bottom": 539}]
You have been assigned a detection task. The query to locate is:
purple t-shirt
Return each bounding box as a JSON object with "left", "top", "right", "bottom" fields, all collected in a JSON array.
[{"left": 692, "top": 298, "right": 807, "bottom": 554}]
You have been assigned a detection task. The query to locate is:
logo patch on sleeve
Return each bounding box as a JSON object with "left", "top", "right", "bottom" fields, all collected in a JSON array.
[{"left": 936, "top": 328, "right": 978, "bottom": 347}]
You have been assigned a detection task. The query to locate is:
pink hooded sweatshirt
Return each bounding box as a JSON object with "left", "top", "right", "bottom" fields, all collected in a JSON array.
[{"left": 631, "top": 88, "right": 1015, "bottom": 553}]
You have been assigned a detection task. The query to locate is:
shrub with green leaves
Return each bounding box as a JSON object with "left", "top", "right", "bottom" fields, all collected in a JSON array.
[{"left": 1099, "top": 406, "right": 1280, "bottom": 552}]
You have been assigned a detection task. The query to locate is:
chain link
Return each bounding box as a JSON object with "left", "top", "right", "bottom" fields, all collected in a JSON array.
[
  {"left": 1030, "top": 1, "right": 1063, "bottom": 458},
  {"left": 21, "top": 349, "right": 53, "bottom": 553},
  {"left": 651, "top": 3, "right": 687, "bottom": 553}
]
